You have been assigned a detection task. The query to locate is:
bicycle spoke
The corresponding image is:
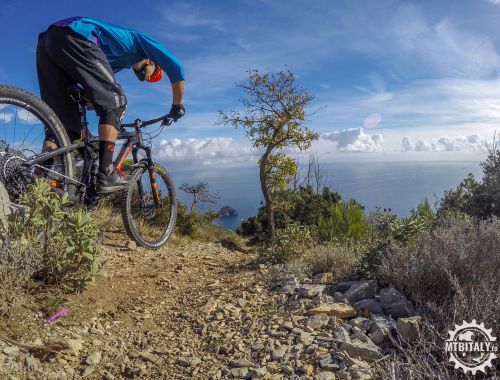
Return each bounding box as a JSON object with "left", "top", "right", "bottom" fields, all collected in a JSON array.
[
  {"left": 20, "top": 119, "right": 41, "bottom": 149},
  {"left": 13, "top": 106, "right": 17, "bottom": 148},
  {"left": 2, "top": 105, "right": 6, "bottom": 143},
  {"left": 125, "top": 166, "right": 176, "bottom": 246},
  {"left": 0, "top": 90, "right": 73, "bottom": 199}
]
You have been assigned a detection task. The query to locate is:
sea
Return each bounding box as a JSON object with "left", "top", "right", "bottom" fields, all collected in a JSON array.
[{"left": 166, "top": 161, "right": 484, "bottom": 231}]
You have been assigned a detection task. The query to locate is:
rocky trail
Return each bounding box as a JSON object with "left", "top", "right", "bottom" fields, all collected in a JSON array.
[{"left": 0, "top": 229, "right": 420, "bottom": 380}]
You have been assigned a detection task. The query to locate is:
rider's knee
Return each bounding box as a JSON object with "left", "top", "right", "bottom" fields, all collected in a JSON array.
[
  {"left": 43, "top": 137, "right": 58, "bottom": 151},
  {"left": 99, "top": 104, "right": 127, "bottom": 131}
]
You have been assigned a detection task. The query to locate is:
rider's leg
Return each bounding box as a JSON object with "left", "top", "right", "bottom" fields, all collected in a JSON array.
[
  {"left": 98, "top": 123, "right": 118, "bottom": 176},
  {"left": 95, "top": 107, "right": 129, "bottom": 194},
  {"left": 36, "top": 27, "right": 82, "bottom": 148},
  {"left": 40, "top": 26, "right": 128, "bottom": 193}
]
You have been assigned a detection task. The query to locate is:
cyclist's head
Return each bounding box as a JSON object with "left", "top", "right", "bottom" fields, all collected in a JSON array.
[{"left": 133, "top": 59, "right": 163, "bottom": 82}]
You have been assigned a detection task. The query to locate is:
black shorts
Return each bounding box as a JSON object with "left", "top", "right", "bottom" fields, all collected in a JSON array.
[{"left": 36, "top": 26, "right": 127, "bottom": 140}]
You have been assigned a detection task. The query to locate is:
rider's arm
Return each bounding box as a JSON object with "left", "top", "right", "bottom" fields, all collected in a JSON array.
[
  {"left": 172, "top": 80, "right": 184, "bottom": 106},
  {"left": 133, "top": 31, "right": 185, "bottom": 116}
]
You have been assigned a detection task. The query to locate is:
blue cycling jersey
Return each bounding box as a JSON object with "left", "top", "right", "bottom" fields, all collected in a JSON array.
[{"left": 52, "top": 17, "right": 185, "bottom": 83}]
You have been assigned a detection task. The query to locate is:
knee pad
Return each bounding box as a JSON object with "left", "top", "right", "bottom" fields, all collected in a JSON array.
[{"left": 99, "top": 104, "right": 127, "bottom": 130}]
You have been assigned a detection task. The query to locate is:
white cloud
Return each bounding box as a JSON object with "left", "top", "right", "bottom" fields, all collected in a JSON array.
[
  {"left": 0, "top": 107, "right": 38, "bottom": 125},
  {"left": 401, "top": 135, "right": 489, "bottom": 152},
  {"left": 322, "top": 128, "right": 384, "bottom": 153},
  {"left": 16, "top": 108, "right": 39, "bottom": 124},
  {"left": 395, "top": 15, "right": 498, "bottom": 78},
  {"left": 0, "top": 112, "right": 13, "bottom": 123},
  {"left": 344, "top": 2, "right": 500, "bottom": 79},
  {"left": 402, "top": 136, "right": 415, "bottom": 152},
  {"left": 415, "top": 140, "right": 436, "bottom": 152},
  {"left": 311, "top": 77, "right": 500, "bottom": 148},
  {"left": 150, "top": 1, "right": 500, "bottom": 110},
  {"left": 485, "top": 0, "right": 500, "bottom": 4},
  {"left": 160, "top": 3, "right": 224, "bottom": 31},
  {"left": 155, "top": 137, "right": 257, "bottom": 165}
]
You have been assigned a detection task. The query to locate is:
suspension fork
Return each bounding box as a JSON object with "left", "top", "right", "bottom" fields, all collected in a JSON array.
[
  {"left": 131, "top": 147, "right": 146, "bottom": 206},
  {"left": 143, "top": 146, "right": 162, "bottom": 206},
  {"left": 132, "top": 146, "right": 161, "bottom": 207}
]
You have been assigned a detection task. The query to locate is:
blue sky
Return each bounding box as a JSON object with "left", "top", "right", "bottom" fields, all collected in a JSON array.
[{"left": 2, "top": 0, "right": 500, "bottom": 166}]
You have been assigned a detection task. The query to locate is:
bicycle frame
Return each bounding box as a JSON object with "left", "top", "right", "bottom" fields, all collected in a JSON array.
[{"left": 25, "top": 100, "right": 171, "bottom": 205}]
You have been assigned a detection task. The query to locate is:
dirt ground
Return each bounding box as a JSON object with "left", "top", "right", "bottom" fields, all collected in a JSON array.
[{"left": 0, "top": 228, "right": 279, "bottom": 380}]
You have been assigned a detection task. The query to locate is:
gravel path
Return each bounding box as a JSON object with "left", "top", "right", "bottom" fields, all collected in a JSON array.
[
  {"left": 0, "top": 235, "right": 280, "bottom": 379},
  {"left": 0, "top": 231, "right": 421, "bottom": 380}
]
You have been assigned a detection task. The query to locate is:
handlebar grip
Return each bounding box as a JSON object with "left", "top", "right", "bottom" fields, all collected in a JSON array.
[
  {"left": 160, "top": 116, "right": 174, "bottom": 126},
  {"left": 120, "top": 113, "right": 172, "bottom": 129}
]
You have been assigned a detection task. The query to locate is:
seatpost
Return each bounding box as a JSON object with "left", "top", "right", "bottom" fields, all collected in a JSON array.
[{"left": 79, "top": 104, "right": 90, "bottom": 140}]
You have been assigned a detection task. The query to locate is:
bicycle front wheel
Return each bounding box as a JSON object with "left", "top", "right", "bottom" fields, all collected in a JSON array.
[{"left": 122, "top": 163, "right": 177, "bottom": 249}]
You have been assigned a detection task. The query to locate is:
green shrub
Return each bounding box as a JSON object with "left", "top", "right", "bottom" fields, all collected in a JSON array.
[
  {"left": 238, "top": 186, "right": 341, "bottom": 240},
  {"left": 303, "top": 243, "right": 362, "bottom": 279},
  {"left": 191, "top": 220, "right": 226, "bottom": 242},
  {"left": 6, "top": 180, "right": 102, "bottom": 290},
  {"left": 370, "top": 215, "right": 500, "bottom": 378},
  {"left": 260, "top": 222, "right": 313, "bottom": 263},
  {"left": 219, "top": 230, "right": 248, "bottom": 251},
  {"left": 472, "top": 143, "right": 500, "bottom": 218},
  {"left": 377, "top": 217, "right": 500, "bottom": 337},
  {"left": 390, "top": 198, "right": 436, "bottom": 243},
  {"left": 237, "top": 214, "right": 264, "bottom": 240},
  {"left": 437, "top": 173, "right": 478, "bottom": 219},
  {"left": 0, "top": 238, "right": 40, "bottom": 318},
  {"left": 175, "top": 201, "right": 223, "bottom": 241},
  {"left": 176, "top": 202, "right": 198, "bottom": 237},
  {"left": 366, "top": 199, "right": 435, "bottom": 245},
  {"left": 366, "top": 207, "right": 399, "bottom": 242},
  {"left": 359, "top": 240, "right": 391, "bottom": 276},
  {"left": 437, "top": 143, "right": 500, "bottom": 219},
  {"left": 318, "top": 200, "right": 368, "bottom": 242}
]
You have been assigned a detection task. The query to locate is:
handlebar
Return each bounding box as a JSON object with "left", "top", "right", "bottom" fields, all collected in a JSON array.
[{"left": 121, "top": 114, "right": 175, "bottom": 129}]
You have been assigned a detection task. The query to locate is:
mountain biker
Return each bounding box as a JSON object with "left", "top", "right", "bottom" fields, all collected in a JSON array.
[{"left": 36, "top": 17, "right": 185, "bottom": 193}]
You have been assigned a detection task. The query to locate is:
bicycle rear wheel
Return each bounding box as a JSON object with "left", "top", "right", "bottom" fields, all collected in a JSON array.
[
  {"left": 0, "top": 85, "right": 74, "bottom": 199},
  {"left": 121, "top": 163, "right": 177, "bottom": 249}
]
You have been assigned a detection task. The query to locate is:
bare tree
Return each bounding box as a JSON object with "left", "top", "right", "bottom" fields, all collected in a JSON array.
[
  {"left": 179, "top": 182, "right": 220, "bottom": 213},
  {"left": 291, "top": 153, "right": 331, "bottom": 193}
]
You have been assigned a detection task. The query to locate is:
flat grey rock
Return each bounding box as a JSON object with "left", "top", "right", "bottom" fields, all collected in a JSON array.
[
  {"left": 298, "top": 284, "right": 325, "bottom": 298},
  {"left": 279, "top": 275, "right": 300, "bottom": 294},
  {"left": 343, "top": 280, "right": 378, "bottom": 304},
  {"left": 379, "top": 287, "right": 412, "bottom": 318},
  {"left": 354, "top": 298, "right": 384, "bottom": 315}
]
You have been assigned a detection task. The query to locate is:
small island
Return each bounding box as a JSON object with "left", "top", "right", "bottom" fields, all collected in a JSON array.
[{"left": 219, "top": 205, "right": 238, "bottom": 217}]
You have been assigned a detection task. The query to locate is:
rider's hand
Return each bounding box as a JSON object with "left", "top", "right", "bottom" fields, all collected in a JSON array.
[{"left": 169, "top": 104, "right": 185, "bottom": 121}]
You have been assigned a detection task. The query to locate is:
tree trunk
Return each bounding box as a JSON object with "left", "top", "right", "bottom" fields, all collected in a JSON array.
[
  {"left": 190, "top": 201, "right": 196, "bottom": 214},
  {"left": 259, "top": 149, "right": 275, "bottom": 241}
]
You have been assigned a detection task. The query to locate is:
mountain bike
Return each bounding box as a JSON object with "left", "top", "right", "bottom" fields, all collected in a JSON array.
[{"left": 0, "top": 84, "right": 177, "bottom": 249}]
